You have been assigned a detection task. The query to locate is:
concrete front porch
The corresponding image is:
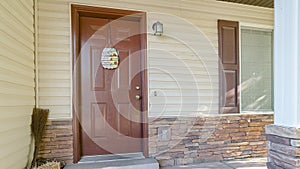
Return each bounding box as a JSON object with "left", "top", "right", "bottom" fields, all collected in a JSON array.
[
  {"left": 65, "top": 157, "right": 267, "bottom": 169},
  {"left": 162, "top": 158, "right": 267, "bottom": 169}
]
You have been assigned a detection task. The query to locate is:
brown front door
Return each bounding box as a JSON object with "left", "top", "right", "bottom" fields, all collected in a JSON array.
[{"left": 74, "top": 6, "right": 146, "bottom": 157}]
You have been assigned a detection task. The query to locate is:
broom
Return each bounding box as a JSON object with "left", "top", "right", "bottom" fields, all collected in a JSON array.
[{"left": 30, "top": 108, "right": 49, "bottom": 169}]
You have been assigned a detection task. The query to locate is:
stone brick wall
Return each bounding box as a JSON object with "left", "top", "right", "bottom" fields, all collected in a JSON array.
[
  {"left": 38, "top": 120, "right": 73, "bottom": 164},
  {"left": 37, "top": 114, "right": 273, "bottom": 166},
  {"left": 149, "top": 114, "right": 274, "bottom": 166},
  {"left": 266, "top": 125, "right": 300, "bottom": 169}
]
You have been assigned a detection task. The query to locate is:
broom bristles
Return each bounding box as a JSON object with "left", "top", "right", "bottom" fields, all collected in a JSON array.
[
  {"left": 31, "top": 108, "right": 49, "bottom": 168},
  {"left": 32, "top": 108, "right": 49, "bottom": 144}
]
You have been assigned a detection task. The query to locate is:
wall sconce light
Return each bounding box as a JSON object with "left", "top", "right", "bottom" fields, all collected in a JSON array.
[{"left": 152, "top": 21, "right": 163, "bottom": 36}]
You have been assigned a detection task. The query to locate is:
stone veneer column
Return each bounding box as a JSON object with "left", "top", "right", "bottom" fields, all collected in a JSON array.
[{"left": 266, "top": 0, "right": 300, "bottom": 168}]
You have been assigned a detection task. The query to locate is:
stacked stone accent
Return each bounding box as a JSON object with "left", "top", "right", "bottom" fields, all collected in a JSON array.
[
  {"left": 37, "top": 114, "right": 273, "bottom": 166},
  {"left": 266, "top": 125, "right": 300, "bottom": 169},
  {"left": 38, "top": 120, "right": 73, "bottom": 164},
  {"left": 149, "top": 114, "right": 273, "bottom": 166}
]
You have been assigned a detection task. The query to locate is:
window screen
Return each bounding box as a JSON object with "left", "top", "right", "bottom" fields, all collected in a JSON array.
[{"left": 241, "top": 28, "right": 273, "bottom": 111}]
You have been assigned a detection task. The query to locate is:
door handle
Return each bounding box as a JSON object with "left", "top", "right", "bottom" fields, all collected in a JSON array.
[{"left": 135, "top": 95, "right": 141, "bottom": 100}]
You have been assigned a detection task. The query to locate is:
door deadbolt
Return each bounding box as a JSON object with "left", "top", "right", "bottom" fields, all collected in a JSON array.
[{"left": 135, "top": 86, "right": 140, "bottom": 90}]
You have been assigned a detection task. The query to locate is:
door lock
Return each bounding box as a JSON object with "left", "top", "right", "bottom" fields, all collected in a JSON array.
[{"left": 135, "top": 86, "right": 140, "bottom": 90}]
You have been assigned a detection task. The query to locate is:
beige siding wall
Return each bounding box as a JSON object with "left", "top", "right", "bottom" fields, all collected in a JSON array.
[
  {"left": 0, "top": 0, "right": 35, "bottom": 168},
  {"left": 37, "top": 0, "right": 273, "bottom": 118}
]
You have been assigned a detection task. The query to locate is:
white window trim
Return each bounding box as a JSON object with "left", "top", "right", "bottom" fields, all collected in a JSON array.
[{"left": 239, "top": 22, "right": 274, "bottom": 114}]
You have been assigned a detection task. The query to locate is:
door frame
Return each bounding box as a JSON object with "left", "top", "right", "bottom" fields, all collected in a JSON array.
[{"left": 71, "top": 4, "right": 148, "bottom": 163}]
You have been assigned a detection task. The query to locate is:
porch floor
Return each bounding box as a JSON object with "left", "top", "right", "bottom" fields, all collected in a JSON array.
[{"left": 161, "top": 157, "right": 267, "bottom": 169}]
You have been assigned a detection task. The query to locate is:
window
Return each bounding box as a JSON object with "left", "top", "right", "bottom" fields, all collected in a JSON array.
[
  {"left": 240, "top": 28, "right": 273, "bottom": 111},
  {"left": 218, "top": 20, "right": 274, "bottom": 114}
]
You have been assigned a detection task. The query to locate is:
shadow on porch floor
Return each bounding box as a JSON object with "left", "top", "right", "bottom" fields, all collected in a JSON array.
[{"left": 161, "top": 158, "right": 267, "bottom": 169}]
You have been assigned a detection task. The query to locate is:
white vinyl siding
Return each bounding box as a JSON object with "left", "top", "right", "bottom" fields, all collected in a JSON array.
[
  {"left": 36, "top": 0, "right": 273, "bottom": 118},
  {"left": 0, "top": 0, "right": 35, "bottom": 168}
]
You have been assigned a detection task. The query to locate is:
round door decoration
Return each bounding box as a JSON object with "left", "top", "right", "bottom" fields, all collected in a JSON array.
[{"left": 101, "top": 48, "right": 119, "bottom": 69}]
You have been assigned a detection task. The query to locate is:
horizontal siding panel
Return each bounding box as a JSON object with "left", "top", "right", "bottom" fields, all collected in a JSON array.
[
  {"left": 39, "top": 70, "right": 70, "bottom": 80},
  {"left": 108, "top": 0, "right": 181, "bottom": 9},
  {"left": 38, "top": 44, "right": 71, "bottom": 52},
  {"left": 39, "top": 28, "right": 70, "bottom": 36},
  {"left": 149, "top": 42, "right": 215, "bottom": 54},
  {"left": 148, "top": 50, "right": 218, "bottom": 62},
  {"left": 148, "top": 34, "right": 216, "bottom": 45},
  {"left": 39, "top": 62, "right": 70, "bottom": 71},
  {"left": 150, "top": 81, "right": 218, "bottom": 90},
  {"left": 181, "top": 1, "right": 273, "bottom": 19},
  {"left": 149, "top": 49, "right": 217, "bottom": 59},
  {"left": 38, "top": 34, "right": 70, "bottom": 41},
  {"left": 150, "top": 97, "right": 218, "bottom": 104},
  {"left": 39, "top": 10, "right": 69, "bottom": 19},
  {"left": 39, "top": 19, "right": 70, "bottom": 29},
  {"left": 0, "top": 68, "right": 34, "bottom": 86},
  {"left": 0, "top": 17, "right": 34, "bottom": 50},
  {"left": 0, "top": 1, "right": 33, "bottom": 32},
  {"left": 150, "top": 81, "right": 217, "bottom": 89},
  {"left": 149, "top": 104, "right": 218, "bottom": 113},
  {"left": 37, "top": 0, "right": 273, "bottom": 118},
  {"left": 149, "top": 67, "right": 218, "bottom": 76},
  {"left": 0, "top": 81, "right": 34, "bottom": 96},
  {"left": 0, "top": 135, "right": 30, "bottom": 160},
  {"left": 39, "top": 79, "right": 71, "bottom": 88},
  {"left": 148, "top": 15, "right": 214, "bottom": 26},
  {"left": 149, "top": 59, "right": 218, "bottom": 69},
  {"left": 149, "top": 55, "right": 218, "bottom": 63},
  {"left": 2, "top": 0, "right": 33, "bottom": 23},
  {"left": 0, "top": 94, "right": 34, "bottom": 106},
  {"left": 39, "top": 0, "right": 70, "bottom": 4},
  {"left": 0, "top": 115, "right": 31, "bottom": 133},
  {"left": 148, "top": 15, "right": 216, "bottom": 29},
  {"left": 38, "top": 1, "right": 69, "bottom": 12},
  {"left": 0, "top": 45, "right": 34, "bottom": 68},
  {"left": 150, "top": 73, "right": 218, "bottom": 83},
  {"left": 39, "top": 36, "right": 70, "bottom": 45},
  {"left": 184, "top": 14, "right": 273, "bottom": 28},
  {"left": 39, "top": 88, "right": 70, "bottom": 97},
  {"left": 0, "top": 56, "right": 34, "bottom": 77},
  {"left": 149, "top": 90, "right": 218, "bottom": 97},
  {"left": 182, "top": 10, "right": 272, "bottom": 25},
  {"left": 39, "top": 96, "right": 71, "bottom": 106},
  {"left": 0, "top": 126, "right": 30, "bottom": 146},
  {"left": 0, "top": 0, "right": 34, "bottom": 168},
  {"left": 0, "top": 106, "right": 33, "bottom": 119},
  {"left": 148, "top": 39, "right": 216, "bottom": 50},
  {"left": 189, "top": 0, "right": 272, "bottom": 13},
  {"left": 149, "top": 112, "right": 219, "bottom": 117},
  {"left": 0, "top": 147, "right": 30, "bottom": 169},
  {"left": 0, "top": 30, "right": 34, "bottom": 59},
  {"left": 20, "top": 0, "right": 34, "bottom": 14},
  {"left": 39, "top": 16, "right": 71, "bottom": 26},
  {"left": 0, "top": 10, "right": 33, "bottom": 43},
  {"left": 39, "top": 54, "right": 70, "bottom": 62}
]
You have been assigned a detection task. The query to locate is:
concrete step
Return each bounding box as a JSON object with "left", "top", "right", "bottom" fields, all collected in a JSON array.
[
  {"left": 65, "top": 153, "right": 159, "bottom": 169},
  {"left": 79, "top": 152, "right": 145, "bottom": 163}
]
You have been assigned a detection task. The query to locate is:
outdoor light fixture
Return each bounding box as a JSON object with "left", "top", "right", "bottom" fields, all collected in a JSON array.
[{"left": 152, "top": 21, "right": 163, "bottom": 36}]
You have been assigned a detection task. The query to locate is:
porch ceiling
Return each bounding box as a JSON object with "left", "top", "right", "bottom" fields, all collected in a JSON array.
[{"left": 217, "top": 0, "right": 273, "bottom": 8}]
